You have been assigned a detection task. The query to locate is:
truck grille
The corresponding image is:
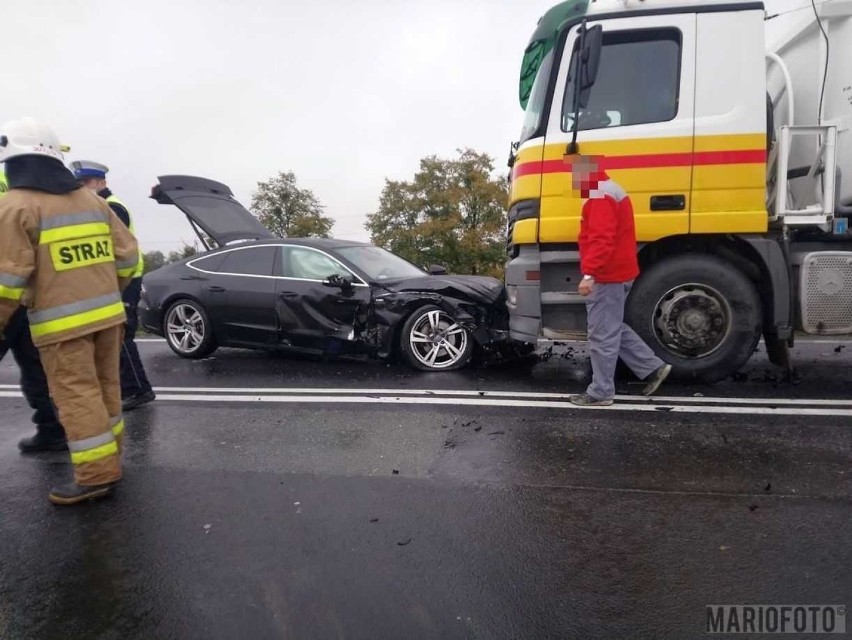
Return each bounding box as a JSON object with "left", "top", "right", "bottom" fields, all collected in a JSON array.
[{"left": 801, "top": 251, "right": 852, "bottom": 334}]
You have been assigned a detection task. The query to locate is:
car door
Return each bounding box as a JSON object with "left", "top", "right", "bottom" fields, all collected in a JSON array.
[
  {"left": 274, "top": 245, "right": 372, "bottom": 349},
  {"left": 202, "top": 245, "right": 279, "bottom": 346}
]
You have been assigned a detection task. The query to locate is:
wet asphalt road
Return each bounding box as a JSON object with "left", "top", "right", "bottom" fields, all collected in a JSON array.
[{"left": 0, "top": 340, "right": 850, "bottom": 639}]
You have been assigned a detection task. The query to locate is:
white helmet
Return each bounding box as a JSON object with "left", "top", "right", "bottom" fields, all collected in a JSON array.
[{"left": 0, "top": 117, "right": 67, "bottom": 163}]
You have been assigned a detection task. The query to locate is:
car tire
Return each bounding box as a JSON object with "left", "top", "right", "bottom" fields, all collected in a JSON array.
[
  {"left": 625, "top": 254, "right": 762, "bottom": 383},
  {"left": 400, "top": 305, "right": 473, "bottom": 371},
  {"left": 163, "top": 299, "right": 218, "bottom": 359}
]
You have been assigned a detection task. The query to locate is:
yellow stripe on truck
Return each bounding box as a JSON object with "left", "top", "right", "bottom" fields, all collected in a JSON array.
[{"left": 509, "top": 133, "right": 768, "bottom": 243}]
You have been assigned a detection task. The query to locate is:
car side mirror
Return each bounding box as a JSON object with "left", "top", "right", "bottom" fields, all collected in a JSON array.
[
  {"left": 427, "top": 264, "right": 448, "bottom": 276},
  {"left": 324, "top": 274, "right": 353, "bottom": 291}
]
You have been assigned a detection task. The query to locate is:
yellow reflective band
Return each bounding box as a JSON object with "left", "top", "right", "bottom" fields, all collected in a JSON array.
[
  {"left": 112, "top": 419, "right": 125, "bottom": 437},
  {"left": 70, "top": 440, "right": 119, "bottom": 465},
  {"left": 39, "top": 222, "right": 111, "bottom": 245},
  {"left": 116, "top": 255, "right": 139, "bottom": 278},
  {"left": 29, "top": 300, "right": 126, "bottom": 339},
  {"left": 106, "top": 195, "right": 145, "bottom": 277},
  {"left": 0, "top": 284, "right": 24, "bottom": 301},
  {"left": 49, "top": 235, "right": 114, "bottom": 272}
]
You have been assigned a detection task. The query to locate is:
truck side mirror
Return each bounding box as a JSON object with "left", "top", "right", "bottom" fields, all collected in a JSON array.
[
  {"left": 578, "top": 25, "right": 603, "bottom": 108},
  {"left": 428, "top": 264, "right": 448, "bottom": 276}
]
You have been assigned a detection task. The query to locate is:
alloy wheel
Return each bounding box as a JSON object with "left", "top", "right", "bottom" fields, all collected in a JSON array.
[
  {"left": 166, "top": 303, "right": 206, "bottom": 355},
  {"left": 408, "top": 309, "right": 469, "bottom": 370}
]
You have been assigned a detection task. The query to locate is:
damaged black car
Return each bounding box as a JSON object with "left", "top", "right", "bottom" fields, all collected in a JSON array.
[{"left": 139, "top": 175, "right": 512, "bottom": 371}]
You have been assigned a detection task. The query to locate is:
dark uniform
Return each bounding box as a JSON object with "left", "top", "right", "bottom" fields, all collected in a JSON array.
[
  {"left": 99, "top": 188, "right": 154, "bottom": 407},
  {"left": 70, "top": 161, "right": 155, "bottom": 411},
  {"left": 0, "top": 169, "right": 67, "bottom": 452}
]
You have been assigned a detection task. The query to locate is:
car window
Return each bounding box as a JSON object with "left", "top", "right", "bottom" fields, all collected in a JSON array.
[
  {"left": 282, "top": 246, "right": 352, "bottom": 281},
  {"left": 190, "top": 252, "right": 229, "bottom": 272},
  {"left": 562, "top": 28, "right": 681, "bottom": 132},
  {"left": 217, "top": 246, "right": 277, "bottom": 276}
]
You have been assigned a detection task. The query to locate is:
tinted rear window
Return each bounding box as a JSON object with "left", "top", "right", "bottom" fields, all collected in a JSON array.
[
  {"left": 218, "top": 246, "right": 277, "bottom": 276},
  {"left": 190, "top": 252, "right": 228, "bottom": 272}
]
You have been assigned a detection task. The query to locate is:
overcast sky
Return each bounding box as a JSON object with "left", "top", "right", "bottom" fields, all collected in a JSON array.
[{"left": 3, "top": 0, "right": 802, "bottom": 253}]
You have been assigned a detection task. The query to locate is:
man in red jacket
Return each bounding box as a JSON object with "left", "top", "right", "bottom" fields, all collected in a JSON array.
[{"left": 569, "top": 156, "right": 671, "bottom": 406}]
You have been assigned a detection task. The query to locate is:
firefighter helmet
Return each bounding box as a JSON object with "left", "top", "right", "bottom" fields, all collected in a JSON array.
[{"left": 0, "top": 117, "right": 67, "bottom": 163}]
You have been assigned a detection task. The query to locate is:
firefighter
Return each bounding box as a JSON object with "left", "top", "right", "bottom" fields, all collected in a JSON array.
[
  {"left": 0, "top": 117, "right": 139, "bottom": 505},
  {"left": 71, "top": 161, "right": 155, "bottom": 411},
  {"left": 0, "top": 168, "right": 67, "bottom": 452}
]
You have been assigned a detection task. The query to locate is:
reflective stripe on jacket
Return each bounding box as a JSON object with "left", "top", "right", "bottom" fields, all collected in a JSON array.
[
  {"left": 105, "top": 194, "right": 144, "bottom": 277},
  {"left": 0, "top": 187, "right": 139, "bottom": 345}
]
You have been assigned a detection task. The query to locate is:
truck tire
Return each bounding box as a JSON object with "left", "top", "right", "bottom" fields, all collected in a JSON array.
[{"left": 625, "top": 254, "right": 761, "bottom": 383}]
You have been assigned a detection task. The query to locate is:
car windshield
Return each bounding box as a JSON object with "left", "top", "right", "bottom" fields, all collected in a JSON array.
[{"left": 336, "top": 246, "right": 425, "bottom": 281}]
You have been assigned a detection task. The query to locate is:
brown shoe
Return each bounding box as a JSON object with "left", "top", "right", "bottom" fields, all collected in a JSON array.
[{"left": 49, "top": 482, "right": 116, "bottom": 506}]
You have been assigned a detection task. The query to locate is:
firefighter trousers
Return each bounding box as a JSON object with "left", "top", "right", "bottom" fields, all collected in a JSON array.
[{"left": 38, "top": 324, "right": 124, "bottom": 486}]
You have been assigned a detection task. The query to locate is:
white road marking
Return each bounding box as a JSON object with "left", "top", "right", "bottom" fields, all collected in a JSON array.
[
  {"left": 1, "top": 388, "right": 851, "bottom": 416},
  {"left": 1, "top": 383, "right": 847, "bottom": 407}
]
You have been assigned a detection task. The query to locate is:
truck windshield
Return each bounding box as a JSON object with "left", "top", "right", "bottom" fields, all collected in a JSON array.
[{"left": 519, "top": 49, "right": 555, "bottom": 144}]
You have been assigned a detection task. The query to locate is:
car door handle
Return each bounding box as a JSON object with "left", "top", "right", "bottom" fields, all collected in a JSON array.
[
  {"left": 208, "top": 286, "right": 226, "bottom": 293},
  {"left": 650, "top": 195, "right": 686, "bottom": 211}
]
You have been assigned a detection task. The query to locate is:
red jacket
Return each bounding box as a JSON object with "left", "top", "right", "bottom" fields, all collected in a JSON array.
[{"left": 578, "top": 177, "right": 640, "bottom": 283}]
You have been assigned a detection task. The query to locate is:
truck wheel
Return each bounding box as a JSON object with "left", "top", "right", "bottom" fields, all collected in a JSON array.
[{"left": 625, "top": 255, "right": 761, "bottom": 383}]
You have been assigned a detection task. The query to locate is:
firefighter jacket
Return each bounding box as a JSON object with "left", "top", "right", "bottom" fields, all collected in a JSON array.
[{"left": 0, "top": 186, "right": 139, "bottom": 346}]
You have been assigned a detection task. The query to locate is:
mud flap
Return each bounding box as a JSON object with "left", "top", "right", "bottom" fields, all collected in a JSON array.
[{"left": 764, "top": 330, "right": 794, "bottom": 373}]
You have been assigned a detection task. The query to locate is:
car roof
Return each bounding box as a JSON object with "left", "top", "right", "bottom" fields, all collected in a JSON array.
[{"left": 205, "top": 237, "right": 375, "bottom": 252}]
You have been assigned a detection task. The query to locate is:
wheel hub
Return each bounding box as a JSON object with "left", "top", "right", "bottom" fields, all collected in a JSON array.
[
  {"left": 409, "top": 310, "right": 468, "bottom": 370},
  {"left": 654, "top": 285, "right": 731, "bottom": 358}
]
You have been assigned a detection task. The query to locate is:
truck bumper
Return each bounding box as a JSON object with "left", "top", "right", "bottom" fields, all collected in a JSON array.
[{"left": 506, "top": 245, "right": 542, "bottom": 343}]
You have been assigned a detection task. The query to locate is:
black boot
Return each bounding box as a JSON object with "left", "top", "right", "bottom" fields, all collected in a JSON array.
[
  {"left": 18, "top": 431, "right": 68, "bottom": 453},
  {"left": 122, "top": 389, "right": 156, "bottom": 412},
  {"left": 49, "top": 482, "right": 116, "bottom": 506}
]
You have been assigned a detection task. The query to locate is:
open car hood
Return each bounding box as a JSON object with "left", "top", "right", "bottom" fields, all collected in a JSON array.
[{"left": 151, "top": 175, "right": 275, "bottom": 247}]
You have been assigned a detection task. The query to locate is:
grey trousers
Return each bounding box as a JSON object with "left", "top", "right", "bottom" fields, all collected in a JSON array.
[{"left": 585, "top": 281, "right": 664, "bottom": 400}]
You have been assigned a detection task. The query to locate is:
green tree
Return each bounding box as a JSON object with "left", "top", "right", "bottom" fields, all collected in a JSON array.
[
  {"left": 142, "top": 250, "right": 166, "bottom": 274},
  {"left": 167, "top": 244, "right": 198, "bottom": 263},
  {"left": 251, "top": 171, "right": 334, "bottom": 238},
  {"left": 366, "top": 149, "right": 508, "bottom": 278}
]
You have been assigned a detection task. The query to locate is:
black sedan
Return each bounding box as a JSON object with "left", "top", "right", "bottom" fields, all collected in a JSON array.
[{"left": 140, "top": 176, "right": 511, "bottom": 371}]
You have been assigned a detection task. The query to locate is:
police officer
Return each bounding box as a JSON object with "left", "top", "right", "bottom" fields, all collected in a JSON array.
[
  {"left": 0, "top": 117, "right": 139, "bottom": 504},
  {"left": 71, "top": 161, "right": 155, "bottom": 411},
  {"left": 0, "top": 168, "right": 67, "bottom": 452}
]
